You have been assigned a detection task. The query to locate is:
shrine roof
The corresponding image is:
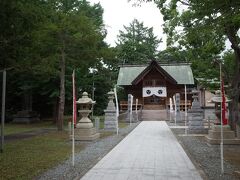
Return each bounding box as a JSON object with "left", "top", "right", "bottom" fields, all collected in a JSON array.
[{"left": 117, "top": 61, "right": 194, "bottom": 85}]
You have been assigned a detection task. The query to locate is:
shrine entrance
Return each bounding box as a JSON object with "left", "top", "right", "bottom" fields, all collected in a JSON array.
[
  {"left": 117, "top": 60, "right": 195, "bottom": 111},
  {"left": 144, "top": 95, "right": 166, "bottom": 109}
]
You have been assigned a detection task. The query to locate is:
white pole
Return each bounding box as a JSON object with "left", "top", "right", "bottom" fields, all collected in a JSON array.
[
  {"left": 116, "top": 118, "right": 119, "bottom": 135},
  {"left": 1, "top": 69, "right": 6, "bottom": 153},
  {"left": 185, "top": 85, "right": 187, "bottom": 117},
  {"left": 72, "top": 121, "right": 75, "bottom": 166},
  {"left": 130, "top": 95, "right": 133, "bottom": 125},
  {"left": 170, "top": 98, "right": 173, "bottom": 112},
  {"left": 72, "top": 70, "right": 75, "bottom": 167},
  {"left": 136, "top": 98, "right": 138, "bottom": 121},
  {"left": 220, "top": 63, "right": 224, "bottom": 174},
  {"left": 169, "top": 98, "right": 172, "bottom": 122},
  {"left": 185, "top": 85, "right": 187, "bottom": 134},
  {"left": 91, "top": 82, "right": 95, "bottom": 120},
  {"left": 173, "top": 95, "right": 177, "bottom": 126},
  {"left": 136, "top": 98, "right": 138, "bottom": 113},
  {"left": 114, "top": 86, "right": 119, "bottom": 135}
]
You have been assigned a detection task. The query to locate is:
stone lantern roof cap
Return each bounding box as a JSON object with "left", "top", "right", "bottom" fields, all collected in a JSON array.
[
  {"left": 209, "top": 90, "right": 231, "bottom": 103},
  {"left": 76, "top": 92, "right": 96, "bottom": 104},
  {"left": 107, "top": 91, "right": 114, "bottom": 96},
  {"left": 190, "top": 88, "right": 200, "bottom": 94}
]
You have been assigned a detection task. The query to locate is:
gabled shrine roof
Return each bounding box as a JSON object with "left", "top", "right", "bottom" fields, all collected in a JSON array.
[{"left": 117, "top": 61, "right": 194, "bottom": 85}]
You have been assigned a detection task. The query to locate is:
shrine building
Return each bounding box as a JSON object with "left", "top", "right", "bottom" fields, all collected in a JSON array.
[{"left": 117, "top": 60, "right": 195, "bottom": 110}]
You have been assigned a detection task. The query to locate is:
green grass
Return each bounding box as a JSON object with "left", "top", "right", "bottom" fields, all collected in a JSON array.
[
  {"left": 3, "top": 115, "right": 128, "bottom": 136},
  {"left": 93, "top": 116, "right": 129, "bottom": 129},
  {"left": 0, "top": 131, "right": 84, "bottom": 180},
  {"left": 119, "top": 122, "right": 128, "bottom": 129},
  {"left": 3, "top": 116, "right": 73, "bottom": 135},
  {"left": 3, "top": 121, "right": 56, "bottom": 135},
  {"left": 100, "top": 131, "right": 114, "bottom": 138},
  {"left": 0, "top": 115, "right": 129, "bottom": 179}
]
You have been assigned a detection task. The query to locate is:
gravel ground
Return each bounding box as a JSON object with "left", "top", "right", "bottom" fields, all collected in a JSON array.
[
  {"left": 34, "top": 119, "right": 240, "bottom": 180},
  {"left": 170, "top": 127, "right": 240, "bottom": 180},
  {"left": 35, "top": 122, "right": 140, "bottom": 180}
]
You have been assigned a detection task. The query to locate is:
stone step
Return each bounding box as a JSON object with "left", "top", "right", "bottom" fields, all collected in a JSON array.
[
  {"left": 143, "top": 105, "right": 165, "bottom": 110},
  {"left": 205, "top": 124, "right": 240, "bottom": 144},
  {"left": 205, "top": 137, "right": 240, "bottom": 145},
  {"left": 208, "top": 130, "right": 235, "bottom": 139},
  {"left": 141, "top": 110, "right": 167, "bottom": 121}
]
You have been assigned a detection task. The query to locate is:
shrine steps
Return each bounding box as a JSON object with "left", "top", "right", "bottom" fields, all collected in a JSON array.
[
  {"left": 143, "top": 105, "right": 165, "bottom": 110},
  {"left": 142, "top": 110, "right": 167, "bottom": 121}
]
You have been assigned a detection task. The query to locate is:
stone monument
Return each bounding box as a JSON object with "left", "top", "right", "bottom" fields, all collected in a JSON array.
[
  {"left": 175, "top": 93, "right": 181, "bottom": 122},
  {"left": 127, "top": 94, "right": 135, "bottom": 122},
  {"left": 187, "top": 89, "right": 207, "bottom": 134},
  {"left": 169, "top": 98, "right": 174, "bottom": 112},
  {"left": 13, "top": 110, "right": 40, "bottom": 123},
  {"left": 13, "top": 92, "right": 40, "bottom": 123},
  {"left": 75, "top": 92, "right": 99, "bottom": 141},
  {"left": 206, "top": 90, "right": 240, "bottom": 144},
  {"left": 104, "top": 91, "right": 117, "bottom": 130}
]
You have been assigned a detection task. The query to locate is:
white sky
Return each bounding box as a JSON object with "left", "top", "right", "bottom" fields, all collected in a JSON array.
[{"left": 89, "top": 0, "right": 166, "bottom": 50}]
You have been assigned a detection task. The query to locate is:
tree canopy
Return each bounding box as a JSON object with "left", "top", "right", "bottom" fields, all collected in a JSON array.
[
  {"left": 0, "top": 0, "right": 117, "bottom": 129},
  {"left": 116, "top": 19, "right": 162, "bottom": 64},
  {"left": 131, "top": 0, "right": 240, "bottom": 125}
]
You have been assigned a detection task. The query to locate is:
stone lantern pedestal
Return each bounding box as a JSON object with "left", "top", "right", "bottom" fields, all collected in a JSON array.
[
  {"left": 104, "top": 91, "right": 117, "bottom": 130},
  {"left": 75, "top": 92, "right": 99, "bottom": 141},
  {"left": 206, "top": 90, "right": 240, "bottom": 144},
  {"left": 188, "top": 89, "right": 207, "bottom": 134}
]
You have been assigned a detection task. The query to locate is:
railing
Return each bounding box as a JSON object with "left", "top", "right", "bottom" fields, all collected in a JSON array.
[
  {"left": 167, "top": 100, "right": 192, "bottom": 111},
  {"left": 120, "top": 100, "right": 143, "bottom": 111}
]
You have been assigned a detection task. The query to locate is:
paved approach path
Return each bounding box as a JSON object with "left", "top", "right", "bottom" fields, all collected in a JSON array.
[{"left": 81, "top": 121, "right": 202, "bottom": 180}]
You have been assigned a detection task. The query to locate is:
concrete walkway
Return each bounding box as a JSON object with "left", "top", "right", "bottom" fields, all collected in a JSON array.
[{"left": 81, "top": 121, "right": 202, "bottom": 180}]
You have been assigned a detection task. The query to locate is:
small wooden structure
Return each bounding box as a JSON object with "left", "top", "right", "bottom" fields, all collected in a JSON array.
[{"left": 117, "top": 60, "right": 195, "bottom": 111}]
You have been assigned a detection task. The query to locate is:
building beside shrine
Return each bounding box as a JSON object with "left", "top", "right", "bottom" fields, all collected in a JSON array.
[{"left": 117, "top": 60, "right": 195, "bottom": 110}]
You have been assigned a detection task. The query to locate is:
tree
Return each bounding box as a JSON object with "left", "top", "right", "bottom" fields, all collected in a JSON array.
[
  {"left": 0, "top": 0, "right": 113, "bottom": 130},
  {"left": 157, "top": 47, "right": 188, "bottom": 62},
  {"left": 116, "top": 19, "right": 162, "bottom": 64},
  {"left": 0, "top": 0, "right": 54, "bottom": 117},
  {"left": 131, "top": 0, "right": 240, "bottom": 126},
  {"left": 222, "top": 51, "right": 236, "bottom": 85},
  {"left": 77, "top": 62, "right": 116, "bottom": 116},
  {"left": 35, "top": 0, "right": 107, "bottom": 130}
]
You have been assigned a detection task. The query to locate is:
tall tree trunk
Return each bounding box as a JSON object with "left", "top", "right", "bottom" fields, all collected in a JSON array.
[
  {"left": 226, "top": 28, "right": 240, "bottom": 128},
  {"left": 229, "top": 51, "right": 240, "bottom": 129},
  {"left": 57, "top": 42, "right": 66, "bottom": 131}
]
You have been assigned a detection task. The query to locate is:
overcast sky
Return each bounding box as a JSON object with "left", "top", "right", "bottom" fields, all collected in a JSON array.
[{"left": 89, "top": 0, "right": 166, "bottom": 50}]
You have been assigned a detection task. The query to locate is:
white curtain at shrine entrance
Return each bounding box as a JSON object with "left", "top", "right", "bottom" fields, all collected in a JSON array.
[{"left": 142, "top": 87, "right": 167, "bottom": 97}]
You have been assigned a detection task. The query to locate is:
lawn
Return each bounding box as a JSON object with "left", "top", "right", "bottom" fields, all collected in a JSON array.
[
  {"left": 0, "top": 116, "right": 130, "bottom": 179},
  {"left": 95, "top": 116, "right": 128, "bottom": 129},
  {"left": 0, "top": 131, "right": 85, "bottom": 180},
  {"left": 1, "top": 116, "right": 77, "bottom": 180},
  {"left": 3, "top": 116, "right": 73, "bottom": 135},
  {"left": 3, "top": 121, "right": 56, "bottom": 135},
  {"left": 3, "top": 115, "right": 128, "bottom": 136}
]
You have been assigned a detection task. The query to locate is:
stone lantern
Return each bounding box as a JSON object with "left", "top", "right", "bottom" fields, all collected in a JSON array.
[
  {"left": 206, "top": 90, "right": 240, "bottom": 144},
  {"left": 187, "top": 89, "right": 206, "bottom": 134},
  {"left": 190, "top": 89, "right": 201, "bottom": 108},
  {"left": 75, "top": 92, "right": 99, "bottom": 141},
  {"left": 210, "top": 90, "right": 230, "bottom": 124},
  {"left": 104, "top": 91, "right": 117, "bottom": 130}
]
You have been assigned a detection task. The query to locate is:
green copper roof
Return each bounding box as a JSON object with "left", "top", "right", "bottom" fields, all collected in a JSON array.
[{"left": 117, "top": 64, "right": 194, "bottom": 85}]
